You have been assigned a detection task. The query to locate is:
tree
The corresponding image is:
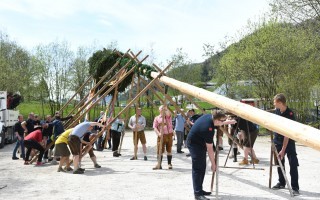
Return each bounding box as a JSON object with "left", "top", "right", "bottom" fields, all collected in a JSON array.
[
  {"left": 33, "top": 40, "right": 74, "bottom": 113},
  {"left": 0, "top": 31, "right": 31, "bottom": 98},
  {"left": 219, "top": 19, "right": 320, "bottom": 119},
  {"left": 271, "top": 0, "right": 320, "bottom": 23}
]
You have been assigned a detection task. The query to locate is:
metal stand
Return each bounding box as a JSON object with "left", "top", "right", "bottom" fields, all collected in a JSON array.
[{"left": 269, "top": 130, "right": 294, "bottom": 197}]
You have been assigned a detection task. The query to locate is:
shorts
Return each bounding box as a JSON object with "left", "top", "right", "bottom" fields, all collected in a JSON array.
[
  {"left": 133, "top": 130, "right": 146, "bottom": 145},
  {"left": 157, "top": 133, "right": 173, "bottom": 154},
  {"left": 242, "top": 129, "right": 258, "bottom": 148},
  {"left": 54, "top": 143, "right": 71, "bottom": 157},
  {"left": 68, "top": 135, "right": 81, "bottom": 155}
]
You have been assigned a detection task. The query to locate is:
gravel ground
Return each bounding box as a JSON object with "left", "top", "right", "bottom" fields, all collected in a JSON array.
[{"left": 0, "top": 130, "right": 319, "bottom": 200}]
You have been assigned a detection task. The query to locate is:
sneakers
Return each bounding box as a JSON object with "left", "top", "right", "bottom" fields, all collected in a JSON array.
[
  {"left": 12, "top": 157, "right": 19, "bottom": 160},
  {"left": 57, "top": 167, "right": 66, "bottom": 172},
  {"left": 152, "top": 164, "right": 162, "bottom": 170},
  {"left": 130, "top": 156, "right": 137, "bottom": 160},
  {"left": 73, "top": 168, "right": 84, "bottom": 174},
  {"left": 293, "top": 189, "right": 300, "bottom": 196},
  {"left": 239, "top": 159, "right": 249, "bottom": 165},
  {"left": 177, "top": 151, "right": 184, "bottom": 154},
  {"left": 36, "top": 161, "right": 43, "bottom": 166},
  {"left": 272, "top": 182, "right": 285, "bottom": 190},
  {"left": 168, "top": 164, "right": 173, "bottom": 169},
  {"left": 218, "top": 146, "right": 224, "bottom": 151},
  {"left": 94, "top": 163, "right": 101, "bottom": 168},
  {"left": 64, "top": 166, "right": 73, "bottom": 171},
  {"left": 186, "top": 153, "right": 191, "bottom": 157},
  {"left": 250, "top": 158, "right": 260, "bottom": 164},
  {"left": 144, "top": 156, "right": 148, "bottom": 161}
]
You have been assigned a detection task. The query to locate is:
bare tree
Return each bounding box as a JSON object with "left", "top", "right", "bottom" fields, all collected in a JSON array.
[{"left": 271, "top": 0, "right": 320, "bottom": 22}]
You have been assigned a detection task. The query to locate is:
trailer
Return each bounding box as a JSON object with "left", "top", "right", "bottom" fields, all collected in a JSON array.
[{"left": 0, "top": 91, "right": 19, "bottom": 148}]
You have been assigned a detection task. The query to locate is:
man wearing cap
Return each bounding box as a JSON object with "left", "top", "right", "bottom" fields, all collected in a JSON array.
[
  {"left": 68, "top": 121, "right": 105, "bottom": 174},
  {"left": 24, "top": 122, "right": 47, "bottom": 166}
]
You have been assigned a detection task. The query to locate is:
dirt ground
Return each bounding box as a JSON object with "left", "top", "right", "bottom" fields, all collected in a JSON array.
[{"left": 0, "top": 130, "right": 319, "bottom": 200}]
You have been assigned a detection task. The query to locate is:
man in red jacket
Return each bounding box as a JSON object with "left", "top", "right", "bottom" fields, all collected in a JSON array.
[{"left": 24, "top": 123, "right": 47, "bottom": 166}]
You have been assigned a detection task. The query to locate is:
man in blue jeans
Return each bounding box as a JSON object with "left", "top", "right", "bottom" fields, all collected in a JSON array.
[
  {"left": 12, "top": 114, "right": 25, "bottom": 160},
  {"left": 187, "top": 111, "right": 236, "bottom": 200}
]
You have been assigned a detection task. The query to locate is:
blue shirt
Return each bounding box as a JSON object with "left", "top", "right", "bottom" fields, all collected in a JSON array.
[
  {"left": 51, "top": 119, "right": 65, "bottom": 138},
  {"left": 111, "top": 119, "right": 125, "bottom": 132},
  {"left": 71, "top": 122, "right": 91, "bottom": 138},
  {"left": 187, "top": 114, "right": 215, "bottom": 148},
  {"left": 174, "top": 114, "right": 185, "bottom": 132}
]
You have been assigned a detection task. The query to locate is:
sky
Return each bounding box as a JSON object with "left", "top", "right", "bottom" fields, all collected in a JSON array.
[{"left": 0, "top": 0, "right": 271, "bottom": 64}]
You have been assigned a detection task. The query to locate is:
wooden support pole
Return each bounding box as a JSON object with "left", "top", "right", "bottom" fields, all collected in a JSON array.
[
  {"left": 272, "top": 142, "right": 294, "bottom": 197},
  {"left": 59, "top": 75, "right": 93, "bottom": 113},
  {"left": 269, "top": 130, "right": 274, "bottom": 189},
  {"left": 150, "top": 72, "right": 320, "bottom": 152},
  {"left": 134, "top": 75, "right": 139, "bottom": 159}
]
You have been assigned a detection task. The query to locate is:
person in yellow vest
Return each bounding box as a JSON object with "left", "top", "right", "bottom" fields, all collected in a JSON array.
[{"left": 54, "top": 128, "right": 73, "bottom": 172}]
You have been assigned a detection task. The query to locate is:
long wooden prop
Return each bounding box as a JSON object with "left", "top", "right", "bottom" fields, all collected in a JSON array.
[
  {"left": 150, "top": 72, "right": 320, "bottom": 151},
  {"left": 119, "top": 75, "right": 135, "bottom": 154},
  {"left": 59, "top": 75, "right": 93, "bottom": 113}
]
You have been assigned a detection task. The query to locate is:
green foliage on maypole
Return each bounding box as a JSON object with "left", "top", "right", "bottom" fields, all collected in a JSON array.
[{"left": 88, "top": 48, "right": 156, "bottom": 94}]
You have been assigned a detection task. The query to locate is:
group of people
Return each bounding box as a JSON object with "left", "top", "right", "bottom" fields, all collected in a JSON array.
[
  {"left": 187, "top": 93, "right": 300, "bottom": 200},
  {"left": 10, "top": 93, "right": 300, "bottom": 199},
  {"left": 11, "top": 111, "right": 104, "bottom": 174}
]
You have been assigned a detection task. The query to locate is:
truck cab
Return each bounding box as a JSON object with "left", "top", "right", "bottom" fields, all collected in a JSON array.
[{"left": 0, "top": 91, "right": 19, "bottom": 148}]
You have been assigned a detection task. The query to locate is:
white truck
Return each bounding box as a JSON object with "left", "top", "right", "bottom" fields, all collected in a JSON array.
[{"left": 0, "top": 91, "right": 19, "bottom": 148}]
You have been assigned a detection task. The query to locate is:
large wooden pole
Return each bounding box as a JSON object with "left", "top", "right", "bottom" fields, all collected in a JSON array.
[{"left": 150, "top": 72, "right": 320, "bottom": 151}]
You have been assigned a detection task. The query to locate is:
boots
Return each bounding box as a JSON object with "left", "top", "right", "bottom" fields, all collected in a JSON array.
[
  {"left": 233, "top": 148, "right": 238, "bottom": 162},
  {"left": 153, "top": 155, "right": 163, "bottom": 170},
  {"left": 167, "top": 155, "right": 173, "bottom": 169},
  {"left": 239, "top": 158, "right": 249, "bottom": 165}
]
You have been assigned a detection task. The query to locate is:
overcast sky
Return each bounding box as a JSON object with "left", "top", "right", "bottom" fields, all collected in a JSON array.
[{"left": 0, "top": 0, "right": 271, "bottom": 63}]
